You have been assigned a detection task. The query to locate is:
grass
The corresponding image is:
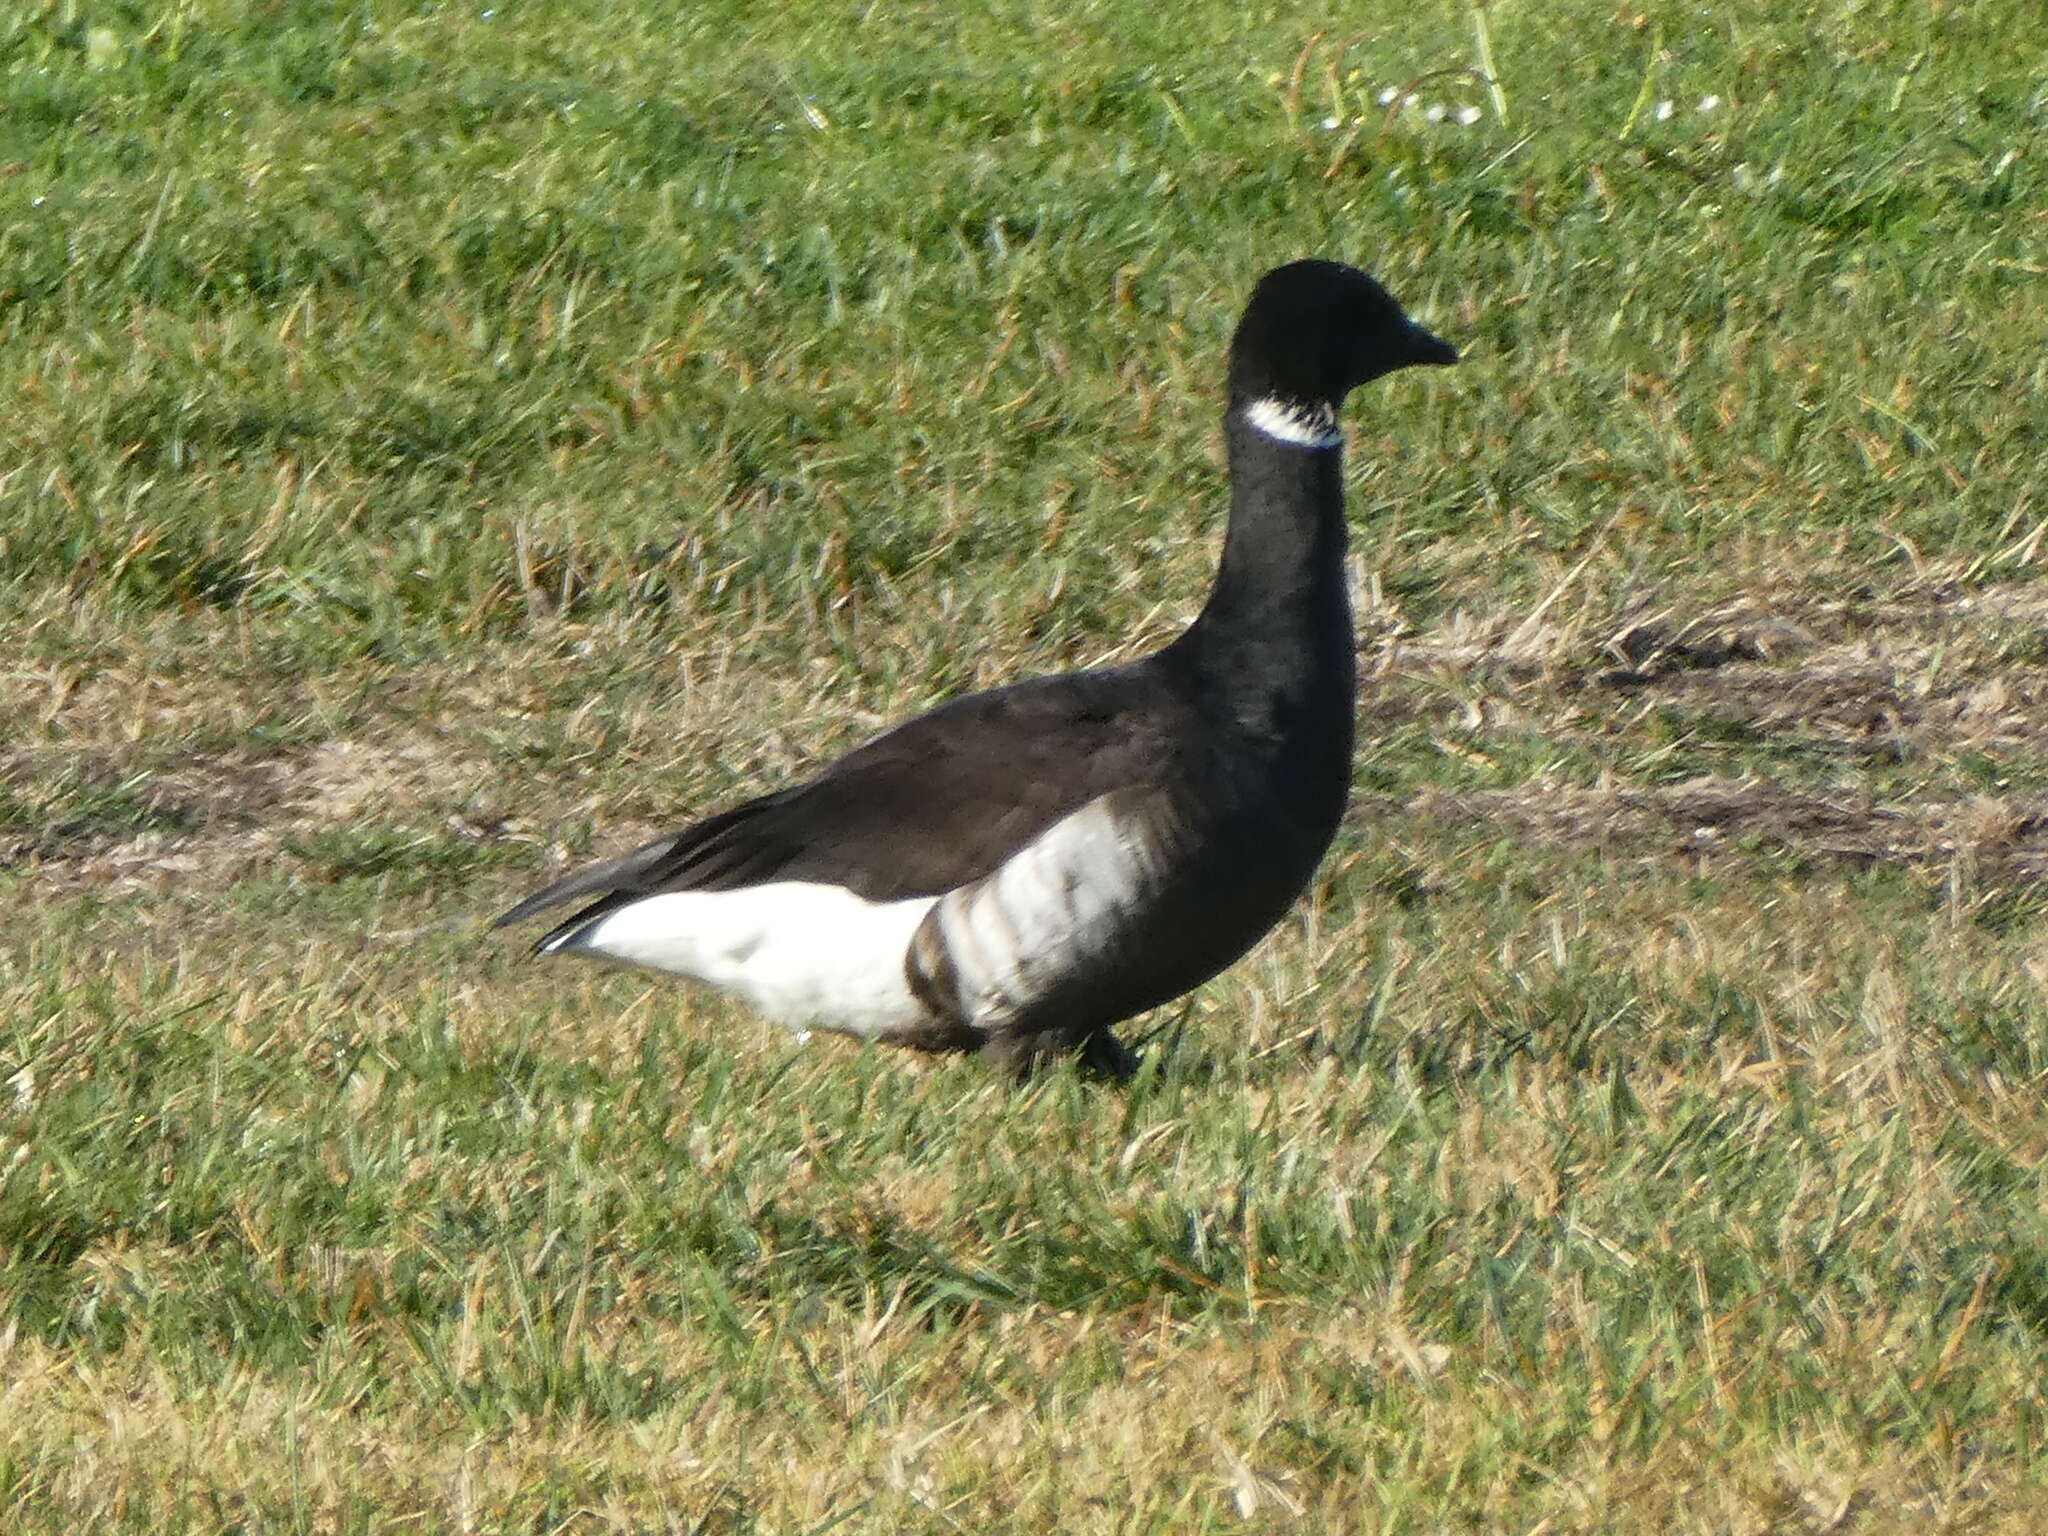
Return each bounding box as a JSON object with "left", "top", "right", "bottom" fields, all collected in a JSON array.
[{"left": 4, "top": 0, "right": 2048, "bottom": 1528}]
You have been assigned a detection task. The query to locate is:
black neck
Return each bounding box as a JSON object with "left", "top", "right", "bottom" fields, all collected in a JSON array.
[{"left": 1169, "top": 407, "right": 1356, "bottom": 729}]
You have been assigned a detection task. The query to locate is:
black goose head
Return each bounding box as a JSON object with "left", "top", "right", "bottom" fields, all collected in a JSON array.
[{"left": 1227, "top": 259, "right": 1457, "bottom": 411}]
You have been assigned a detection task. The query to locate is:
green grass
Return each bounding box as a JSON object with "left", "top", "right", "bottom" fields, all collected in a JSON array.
[{"left": 5, "top": 0, "right": 2048, "bottom": 1529}]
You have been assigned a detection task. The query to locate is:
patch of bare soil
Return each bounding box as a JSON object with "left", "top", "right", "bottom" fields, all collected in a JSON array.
[
  {"left": 1613, "top": 653, "right": 2048, "bottom": 755},
  {"left": 1378, "top": 576, "right": 2048, "bottom": 874},
  {"left": 1575, "top": 585, "right": 2048, "bottom": 755},
  {"left": 2, "top": 735, "right": 503, "bottom": 900},
  {"left": 1381, "top": 576, "right": 2048, "bottom": 713},
  {"left": 1410, "top": 776, "right": 2048, "bottom": 879}
]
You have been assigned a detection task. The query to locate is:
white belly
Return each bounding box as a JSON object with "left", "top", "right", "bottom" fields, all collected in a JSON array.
[{"left": 548, "top": 882, "right": 938, "bottom": 1038}]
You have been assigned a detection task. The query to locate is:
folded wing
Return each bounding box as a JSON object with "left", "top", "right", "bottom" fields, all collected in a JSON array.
[{"left": 493, "top": 664, "right": 1189, "bottom": 946}]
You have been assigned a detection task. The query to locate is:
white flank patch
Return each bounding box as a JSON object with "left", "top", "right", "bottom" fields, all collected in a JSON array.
[
  {"left": 1244, "top": 396, "right": 1341, "bottom": 450},
  {"left": 547, "top": 882, "right": 938, "bottom": 1038},
  {"left": 932, "top": 796, "right": 1160, "bottom": 1028}
]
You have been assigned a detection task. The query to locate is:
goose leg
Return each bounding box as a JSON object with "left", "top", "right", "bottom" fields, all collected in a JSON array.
[
  {"left": 982, "top": 1026, "right": 1138, "bottom": 1083},
  {"left": 1077, "top": 1029, "right": 1140, "bottom": 1082}
]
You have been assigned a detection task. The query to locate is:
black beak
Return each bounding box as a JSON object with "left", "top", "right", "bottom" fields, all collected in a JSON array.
[{"left": 1404, "top": 320, "right": 1460, "bottom": 367}]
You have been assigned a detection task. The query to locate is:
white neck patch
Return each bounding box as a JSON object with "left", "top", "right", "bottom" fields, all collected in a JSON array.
[{"left": 1243, "top": 396, "right": 1341, "bottom": 450}]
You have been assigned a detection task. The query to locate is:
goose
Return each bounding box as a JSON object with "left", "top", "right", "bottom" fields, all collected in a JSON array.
[{"left": 495, "top": 259, "right": 1457, "bottom": 1077}]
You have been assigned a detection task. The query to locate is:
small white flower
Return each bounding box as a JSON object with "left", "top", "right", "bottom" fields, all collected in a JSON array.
[
  {"left": 1455, "top": 104, "right": 1482, "bottom": 125},
  {"left": 1654, "top": 99, "right": 1674, "bottom": 121},
  {"left": 1423, "top": 102, "right": 1447, "bottom": 122},
  {"left": 1377, "top": 87, "right": 1400, "bottom": 106},
  {"left": 1320, "top": 115, "right": 1340, "bottom": 130},
  {"left": 1697, "top": 94, "right": 1721, "bottom": 113}
]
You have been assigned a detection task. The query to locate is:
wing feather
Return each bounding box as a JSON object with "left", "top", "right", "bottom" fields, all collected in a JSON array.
[{"left": 494, "top": 663, "right": 1190, "bottom": 944}]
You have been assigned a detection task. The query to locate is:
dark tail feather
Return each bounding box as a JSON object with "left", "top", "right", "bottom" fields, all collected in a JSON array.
[
  {"left": 491, "top": 835, "right": 682, "bottom": 929},
  {"left": 491, "top": 796, "right": 782, "bottom": 930},
  {"left": 530, "top": 893, "right": 634, "bottom": 955}
]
